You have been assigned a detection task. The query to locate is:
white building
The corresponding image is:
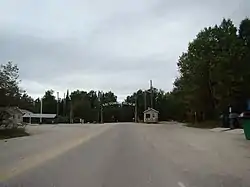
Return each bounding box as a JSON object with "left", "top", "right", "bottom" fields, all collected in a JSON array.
[
  {"left": 143, "top": 108, "right": 159, "bottom": 123},
  {"left": 22, "top": 113, "right": 56, "bottom": 124}
]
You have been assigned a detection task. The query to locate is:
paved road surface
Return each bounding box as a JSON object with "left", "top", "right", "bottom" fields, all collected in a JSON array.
[{"left": 1, "top": 123, "right": 250, "bottom": 187}]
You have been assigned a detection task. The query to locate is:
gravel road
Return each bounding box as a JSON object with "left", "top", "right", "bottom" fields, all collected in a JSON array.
[{"left": 1, "top": 123, "right": 250, "bottom": 187}]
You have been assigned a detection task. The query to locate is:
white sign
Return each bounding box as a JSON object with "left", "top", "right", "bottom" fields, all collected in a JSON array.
[
  {"left": 103, "top": 102, "right": 135, "bottom": 107},
  {"left": 103, "top": 102, "right": 119, "bottom": 106},
  {"left": 122, "top": 102, "right": 135, "bottom": 106}
]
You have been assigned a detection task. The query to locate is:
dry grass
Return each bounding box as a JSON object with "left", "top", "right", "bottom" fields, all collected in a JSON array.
[
  {"left": 0, "top": 128, "right": 29, "bottom": 139},
  {"left": 186, "top": 120, "right": 221, "bottom": 129}
]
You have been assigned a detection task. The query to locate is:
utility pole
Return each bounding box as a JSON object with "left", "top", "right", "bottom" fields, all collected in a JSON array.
[
  {"left": 29, "top": 113, "right": 31, "bottom": 124},
  {"left": 135, "top": 94, "right": 138, "bottom": 123},
  {"left": 150, "top": 80, "right": 153, "bottom": 108},
  {"left": 70, "top": 101, "right": 73, "bottom": 123},
  {"left": 98, "top": 91, "right": 104, "bottom": 123},
  {"left": 100, "top": 91, "right": 103, "bottom": 123},
  {"left": 101, "top": 104, "right": 103, "bottom": 124},
  {"left": 101, "top": 91, "right": 104, "bottom": 123},
  {"left": 144, "top": 91, "right": 147, "bottom": 111},
  {"left": 57, "top": 92, "right": 59, "bottom": 117},
  {"left": 40, "top": 97, "right": 43, "bottom": 124},
  {"left": 63, "top": 92, "right": 66, "bottom": 117}
]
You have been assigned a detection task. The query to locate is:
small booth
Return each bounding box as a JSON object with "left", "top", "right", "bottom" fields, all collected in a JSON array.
[{"left": 143, "top": 108, "right": 159, "bottom": 123}]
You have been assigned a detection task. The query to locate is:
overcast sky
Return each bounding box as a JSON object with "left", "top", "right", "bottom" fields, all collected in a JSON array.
[{"left": 0, "top": 0, "right": 249, "bottom": 101}]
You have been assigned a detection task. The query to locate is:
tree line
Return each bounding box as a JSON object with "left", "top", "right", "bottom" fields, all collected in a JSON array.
[
  {"left": 0, "top": 61, "right": 176, "bottom": 123},
  {"left": 124, "top": 18, "right": 250, "bottom": 124},
  {"left": 1, "top": 18, "right": 250, "bottom": 124},
  {"left": 0, "top": 63, "right": 132, "bottom": 122},
  {"left": 169, "top": 18, "right": 250, "bottom": 122},
  {"left": 0, "top": 62, "right": 34, "bottom": 111}
]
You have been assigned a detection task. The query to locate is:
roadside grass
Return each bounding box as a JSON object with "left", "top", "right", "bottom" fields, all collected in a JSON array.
[
  {"left": 186, "top": 120, "right": 221, "bottom": 129},
  {"left": 0, "top": 128, "right": 30, "bottom": 140}
]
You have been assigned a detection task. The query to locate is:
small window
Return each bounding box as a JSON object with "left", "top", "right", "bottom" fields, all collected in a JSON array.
[
  {"left": 146, "top": 114, "right": 150, "bottom": 118},
  {"left": 152, "top": 114, "right": 155, "bottom": 118}
]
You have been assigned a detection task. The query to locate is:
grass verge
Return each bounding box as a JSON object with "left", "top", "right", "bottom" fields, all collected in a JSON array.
[
  {"left": 186, "top": 120, "right": 221, "bottom": 129},
  {"left": 0, "top": 128, "right": 29, "bottom": 140}
]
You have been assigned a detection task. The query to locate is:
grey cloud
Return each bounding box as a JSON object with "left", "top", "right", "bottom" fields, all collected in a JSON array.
[{"left": 0, "top": 0, "right": 250, "bottom": 100}]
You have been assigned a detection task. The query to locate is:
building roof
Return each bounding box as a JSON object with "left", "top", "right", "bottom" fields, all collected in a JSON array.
[
  {"left": 20, "top": 109, "right": 34, "bottom": 115},
  {"left": 143, "top": 108, "right": 159, "bottom": 113},
  {"left": 23, "top": 113, "right": 56, "bottom": 118}
]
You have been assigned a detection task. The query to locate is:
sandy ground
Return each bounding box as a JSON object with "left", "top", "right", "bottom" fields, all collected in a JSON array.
[{"left": 0, "top": 124, "right": 112, "bottom": 180}]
